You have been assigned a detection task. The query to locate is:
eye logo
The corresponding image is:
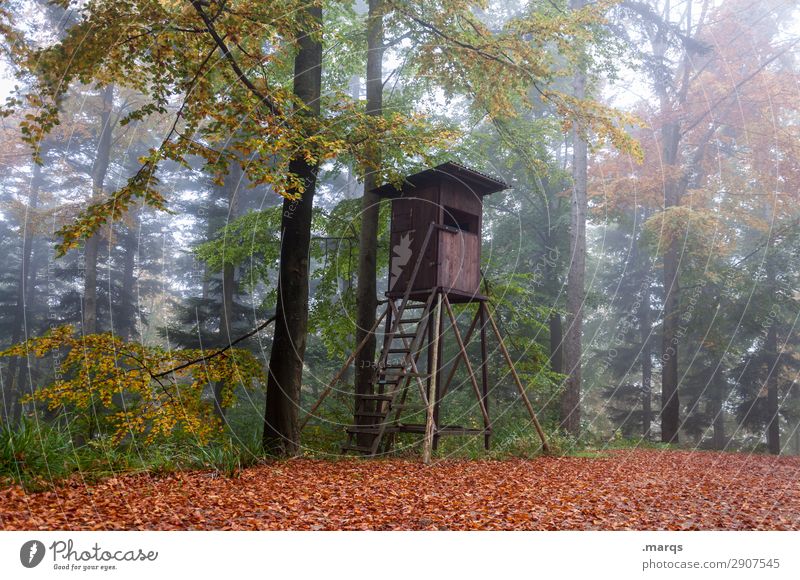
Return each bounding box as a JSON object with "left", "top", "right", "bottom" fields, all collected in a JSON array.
[{"left": 20, "top": 540, "right": 46, "bottom": 568}]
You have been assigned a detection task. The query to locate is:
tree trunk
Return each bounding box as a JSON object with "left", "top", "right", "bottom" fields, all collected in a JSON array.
[
  {"left": 262, "top": 6, "right": 323, "bottom": 457},
  {"left": 83, "top": 238, "right": 99, "bottom": 335},
  {"left": 214, "top": 163, "right": 242, "bottom": 421},
  {"left": 549, "top": 312, "right": 563, "bottom": 375},
  {"left": 640, "top": 275, "right": 653, "bottom": 439},
  {"left": 711, "top": 395, "right": 725, "bottom": 450},
  {"left": 763, "top": 235, "right": 781, "bottom": 455},
  {"left": 765, "top": 315, "right": 780, "bottom": 455},
  {"left": 353, "top": 0, "right": 384, "bottom": 445},
  {"left": 4, "top": 159, "right": 42, "bottom": 424},
  {"left": 14, "top": 225, "right": 46, "bottom": 421},
  {"left": 119, "top": 208, "right": 139, "bottom": 340},
  {"left": 347, "top": 73, "right": 362, "bottom": 199},
  {"left": 561, "top": 0, "right": 587, "bottom": 436},
  {"left": 83, "top": 84, "right": 115, "bottom": 335},
  {"left": 794, "top": 423, "right": 800, "bottom": 456},
  {"left": 652, "top": 0, "right": 689, "bottom": 445},
  {"left": 660, "top": 121, "right": 681, "bottom": 444}
]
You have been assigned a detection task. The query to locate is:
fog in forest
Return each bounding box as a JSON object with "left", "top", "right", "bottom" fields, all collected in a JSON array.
[{"left": 0, "top": 0, "right": 799, "bottom": 478}]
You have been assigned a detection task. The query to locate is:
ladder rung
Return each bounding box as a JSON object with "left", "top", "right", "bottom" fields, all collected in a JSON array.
[
  {"left": 387, "top": 348, "right": 411, "bottom": 354},
  {"left": 355, "top": 393, "right": 393, "bottom": 401},
  {"left": 382, "top": 370, "right": 424, "bottom": 377},
  {"left": 393, "top": 333, "right": 416, "bottom": 339},
  {"left": 400, "top": 318, "right": 423, "bottom": 324},
  {"left": 346, "top": 426, "right": 383, "bottom": 435},
  {"left": 355, "top": 411, "right": 388, "bottom": 418}
]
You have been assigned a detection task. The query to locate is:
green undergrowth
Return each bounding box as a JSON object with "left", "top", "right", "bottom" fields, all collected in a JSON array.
[{"left": 0, "top": 417, "right": 266, "bottom": 491}]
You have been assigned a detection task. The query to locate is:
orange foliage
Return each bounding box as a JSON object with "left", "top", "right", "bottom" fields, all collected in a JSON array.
[{"left": 591, "top": 0, "right": 800, "bottom": 241}]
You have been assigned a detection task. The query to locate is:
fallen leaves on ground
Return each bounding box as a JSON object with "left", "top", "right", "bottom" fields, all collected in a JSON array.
[{"left": 1, "top": 450, "right": 798, "bottom": 530}]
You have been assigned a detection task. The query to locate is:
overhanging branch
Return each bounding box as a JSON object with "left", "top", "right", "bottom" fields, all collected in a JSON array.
[
  {"left": 152, "top": 314, "right": 276, "bottom": 379},
  {"left": 189, "top": 0, "right": 281, "bottom": 116}
]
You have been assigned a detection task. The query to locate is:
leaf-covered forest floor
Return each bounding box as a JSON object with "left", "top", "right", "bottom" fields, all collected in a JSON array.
[{"left": 1, "top": 450, "right": 798, "bottom": 530}]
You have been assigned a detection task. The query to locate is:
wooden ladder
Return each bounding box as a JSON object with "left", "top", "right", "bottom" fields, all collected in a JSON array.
[
  {"left": 341, "top": 292, "right": 435, "bottom": 455},
  {"left": 342, "top": 223, "right": 439, "bottom": 456}
]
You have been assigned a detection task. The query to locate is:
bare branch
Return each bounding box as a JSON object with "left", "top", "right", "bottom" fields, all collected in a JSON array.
[{"left": 152, "top": 314, "right": 276, "bottom": 379}]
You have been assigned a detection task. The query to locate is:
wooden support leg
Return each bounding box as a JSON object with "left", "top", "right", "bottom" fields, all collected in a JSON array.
[
  {"left": 480, "top": 302, "right": 490, "bottom": 451},
  {"left": 439, "top": 308, "right": 481, "bottom": 400},
  {"left": 426, "top": 298, "right": 434, "bottom": 413},
  {"left": 442, "top": 295, "right": 490, "bottom": 432},
  {"left": 423, "top": 292, "right": 442, "bottom": 465},
  {"left": 485, "top": 305, "right": 550, "bottom": 453},
  {"left": 432, "top": 299, "right": 445, "bottom": 451}
]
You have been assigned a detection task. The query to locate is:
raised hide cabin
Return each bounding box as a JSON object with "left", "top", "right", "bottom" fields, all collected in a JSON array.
[
  {"left": 372, "top": 161, "right": 507, "bottom": 303},
  {"left": 305, "top": 160, "right": 550, "bottom": 458}
]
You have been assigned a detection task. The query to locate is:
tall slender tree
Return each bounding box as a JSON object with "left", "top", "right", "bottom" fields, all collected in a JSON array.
[
  {"left": 561, "top": 0, "right": 587, "bottom": 436},
  {"left": 4, "top": 151, "right": 44, "bottom": 423},
  {"left": 353, "top": 0, "right": 385, "bottom": 442},
  {"left": 214, "top": 161, "right": 242, "bottom": 420},
  {"left": 83, "top": 84, "right": 115, "bottom": 335}
]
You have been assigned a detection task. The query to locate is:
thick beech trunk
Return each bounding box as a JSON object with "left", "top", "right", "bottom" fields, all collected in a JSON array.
[
  {"left": 263, "top": 6, "right": 323, "bottom": 456},
  {"left": 119, "top": 214, "right": 138, "bottom": 340},
  {"left": 711, "top": 395, "right": 726, "bottom": 450},
  {"left": 549, "top": 312, "right": 563, "bottom": 375}
]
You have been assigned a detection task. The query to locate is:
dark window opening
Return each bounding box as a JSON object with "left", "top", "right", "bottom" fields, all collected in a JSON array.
[{"left": 443, "top": 206, "right": 478, "bottom": 234}]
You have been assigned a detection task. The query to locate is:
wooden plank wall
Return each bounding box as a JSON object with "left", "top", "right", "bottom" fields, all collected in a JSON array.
[
  {"left": 388, "top": 176, "right": 484, "bottom": 297},
  {"left": 389, "top": 183, "right": 439, "bottom": 294}
]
